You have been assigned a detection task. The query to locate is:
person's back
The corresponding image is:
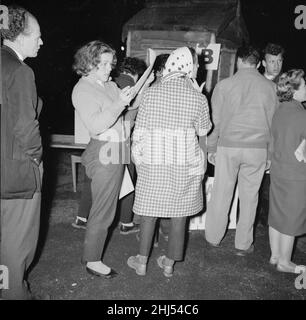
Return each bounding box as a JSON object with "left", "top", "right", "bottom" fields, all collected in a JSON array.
[
  {"left": 214, "top": 68, "right": 277, "bottom": 149},
  {"left": 205, "top": 45, "right": 277, "bottom": 255},
  {"left": 144, "top": 76, "right": 205, "bottom": 131},
  {"left": 271, "top": 100, "right": 306, "bottom": 180}
]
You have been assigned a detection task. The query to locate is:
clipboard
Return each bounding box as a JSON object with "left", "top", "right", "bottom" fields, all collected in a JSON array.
[{"left": 133, "top": 49, "right": 156, "bottom": 96}]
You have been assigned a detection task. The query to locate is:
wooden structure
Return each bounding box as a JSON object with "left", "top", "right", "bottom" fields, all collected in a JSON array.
[{"left": 122, "top": 0, "right": 249, "bottom": 91}]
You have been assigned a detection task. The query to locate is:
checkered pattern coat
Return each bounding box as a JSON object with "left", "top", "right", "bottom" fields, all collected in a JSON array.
[{"left": 132, "top": 74, "right": 211, "bottom": 217}]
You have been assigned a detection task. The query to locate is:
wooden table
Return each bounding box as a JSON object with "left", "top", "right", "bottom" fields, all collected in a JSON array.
[
  {"left": 50, "top": 134, "right": 87, "bottom": 192},
  {"left": 50, "top": 134, "right": 87, "bottom": 150}
]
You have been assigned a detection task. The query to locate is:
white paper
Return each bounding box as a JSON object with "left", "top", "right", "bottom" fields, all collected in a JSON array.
[
  {"left": 119, "top": 165, "right": 135, "bottom": 199},
  {"left": 295, "top": 139, "right": 306, "bottom": 162}
]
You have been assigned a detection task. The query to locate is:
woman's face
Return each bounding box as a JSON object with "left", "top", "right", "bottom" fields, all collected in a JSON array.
[
  {"left": 94, "top": 52, "right": 114, "bottom": 82},
  {"left": 293, "top": 78, "right": 306, "bottom": 102}
]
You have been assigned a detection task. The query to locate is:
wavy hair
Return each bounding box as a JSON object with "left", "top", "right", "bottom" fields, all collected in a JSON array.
[
  {"left": 0, "top": 6, "right": 36, "bottom": 41},
  {"left": 72, "top": 40, "right": 117, "bottom": 76},
  {"left": 276, "top": 69, "right": 305, "bottom": 102}
]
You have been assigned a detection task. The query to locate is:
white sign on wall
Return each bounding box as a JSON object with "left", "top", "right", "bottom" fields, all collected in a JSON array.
[{"left": 196, "top": 43, "right": 221, "bottom": 70}]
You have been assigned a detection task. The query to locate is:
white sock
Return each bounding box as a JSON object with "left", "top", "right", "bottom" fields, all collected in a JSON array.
[
  {"left": 77, "top": 216, "right": 87, "bottom": 222},
  {"left": 121, "top": 222, "right": 133, "bottom": 227}
]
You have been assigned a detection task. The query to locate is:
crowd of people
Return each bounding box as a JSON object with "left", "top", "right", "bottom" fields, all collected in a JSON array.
[{"left": 1, "top": 5, "right": 306, "bottom": 300}]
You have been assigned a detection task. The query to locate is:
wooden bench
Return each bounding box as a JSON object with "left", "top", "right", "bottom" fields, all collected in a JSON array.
[{"left": 50, "top": 134, "right": 87, "bottom": 192}]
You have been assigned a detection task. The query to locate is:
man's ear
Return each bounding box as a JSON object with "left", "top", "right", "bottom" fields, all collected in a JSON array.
[{"left": 262, "top": 60, "right": 267, "bottom": 68}]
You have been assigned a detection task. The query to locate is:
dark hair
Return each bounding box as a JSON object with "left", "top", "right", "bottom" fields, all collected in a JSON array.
[
  {"left": 188, "top": 47, "right": 198, "bottom": 65},
  {"left": 0, "top": 5, "right": 36, "bottom": 41},
  {"left": 73, "top": 40, "right": 117, "bottom": 76},
  {"left": 237, "top": 45, "right": 260, "bottom": 66},
  {"left": 153, "top": 54, "right": 170, "bottom": 74},
  {"left": 118, "top": 57, "right": 147, "bottom": 78},
  {"left": 276, "top": 69, "right": 305, "bottom": 102},
  {"left": 263, "top": 43, "right": 285, "bottom": 59}
]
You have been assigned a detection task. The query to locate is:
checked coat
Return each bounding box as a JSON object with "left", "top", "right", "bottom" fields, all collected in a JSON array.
[{"left": 132, "top": 73, "right": 211, "bottom": 217}]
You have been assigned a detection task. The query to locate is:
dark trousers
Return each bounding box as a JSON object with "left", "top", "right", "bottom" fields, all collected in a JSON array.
[
  {"left": 78, "top": 160, "right": 137, "bottom": 225},
  {"left": 82, "top": 140, "right": 124, "bottom": 262},
  {"left": 1, "top": 192, "right": 41, "bottom": 300},
  {"left": 77, "top": 173, "right": 92, "bottom": 219},
  {"left": 139, "top": 216, "right": 187, "bottom": 261}
]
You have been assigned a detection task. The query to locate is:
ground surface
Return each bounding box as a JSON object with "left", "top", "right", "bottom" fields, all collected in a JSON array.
[{"left": 27, "top": 150, "right": 306, "bottom": 300}]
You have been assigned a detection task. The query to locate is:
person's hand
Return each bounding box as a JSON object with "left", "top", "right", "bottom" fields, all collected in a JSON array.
[
  {"left": 208, "top": 152, "right": 216, "bottom": 165},
  {"left": 265, "top": 159, "right": 271, "bottom": 171},
  {"left": 120, "top": 86, "right": 135, "bottom": 105}
]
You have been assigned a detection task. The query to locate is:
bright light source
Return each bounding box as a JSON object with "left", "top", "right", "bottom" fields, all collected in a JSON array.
[{"left": 121, "top": 46, "right": 125, "bottom": 51}]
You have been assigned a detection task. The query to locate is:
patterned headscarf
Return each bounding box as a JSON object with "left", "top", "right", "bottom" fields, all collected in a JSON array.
[{"left": 162, "top": 47, "right": 194, "bottom": 78}]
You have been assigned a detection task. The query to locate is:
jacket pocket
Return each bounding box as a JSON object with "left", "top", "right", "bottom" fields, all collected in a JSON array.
[{"left": 1, "top": 158, "right": 36, "bottom": 198}]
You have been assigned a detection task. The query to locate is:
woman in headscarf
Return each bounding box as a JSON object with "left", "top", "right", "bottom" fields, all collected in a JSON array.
[
  {"left": 268, "top": 69, "right": 306, "bottom": 274},
  {"left": 127, "top": 47, "right": 211, "bottom": 277}
]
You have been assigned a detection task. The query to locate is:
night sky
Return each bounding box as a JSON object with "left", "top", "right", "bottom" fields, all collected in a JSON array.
[{"left": 2, "top": 0, "right": 306, "bottom": 134}]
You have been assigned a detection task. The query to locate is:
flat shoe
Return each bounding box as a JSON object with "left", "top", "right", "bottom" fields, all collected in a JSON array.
[
  {"left": 276, "top": 264, "right": 306, "bottom": 274},
  {"left": 86, "top": 267, "right": 118, "bottom": 279},
  {"left": 127, "top": 255, "right": 147, "bottom": 276},
  {"left": 157, "top": 255, "right": 173, "bottom": 278}
]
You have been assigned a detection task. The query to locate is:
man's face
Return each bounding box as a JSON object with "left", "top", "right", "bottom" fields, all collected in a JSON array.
[
  {"left": 263, "top": 53, "right": 283, "bottom": 79},
  {"left": 19, "top": 17, "right": 43, "bottom": 58}
]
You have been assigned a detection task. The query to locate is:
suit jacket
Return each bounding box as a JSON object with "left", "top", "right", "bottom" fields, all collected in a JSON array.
[{"left": 1, "top": 45, "right": 42, "bottom": 199}]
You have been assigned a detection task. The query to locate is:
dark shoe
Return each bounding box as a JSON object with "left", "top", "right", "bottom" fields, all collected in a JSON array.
[
  {"left": 235, "top": 244, "right": 254, "bottom": 256},
  {"left": 72, "top": 217, "right": 87, "bottom": 229},
  {"left": 120, "top": 223, "right": 140, "bottom": 235},
  {"left": 86, "top": 267, "right": 118, "bottom": 279}
]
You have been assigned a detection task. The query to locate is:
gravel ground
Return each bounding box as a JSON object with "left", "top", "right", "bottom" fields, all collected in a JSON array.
[{"left": 26, "top": 149, "right": 306, "bottom": 300}]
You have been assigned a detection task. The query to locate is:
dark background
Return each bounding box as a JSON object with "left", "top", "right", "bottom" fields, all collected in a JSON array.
[{"left": 2, "top": 0, "right": 306, "bottom": 134}]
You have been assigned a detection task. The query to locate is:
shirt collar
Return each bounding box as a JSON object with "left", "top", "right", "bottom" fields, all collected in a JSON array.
[{"left": 264, "top": 73, "right": 275, "bottom": 81}]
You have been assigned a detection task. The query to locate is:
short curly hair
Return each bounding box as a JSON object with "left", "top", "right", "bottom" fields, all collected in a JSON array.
[
  {"left": 118, "top": 57, "right": 147, "bottom": 78},
  {"left": 263, "top": 43, "right": 285, "bottom": 58},
  {"left": 276, "top": 69, "right": 305, "bottom": 102},
  {"left": 72, "top": 40, "right": 117, "bottom": 76},
  {"left": 0, "top": 6, "right": 36, "bottom": 41}
]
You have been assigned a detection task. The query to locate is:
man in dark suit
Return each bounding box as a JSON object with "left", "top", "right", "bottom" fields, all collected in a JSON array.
[{"left": 0, "top": 6, "right": 44, "bottom": 300}]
